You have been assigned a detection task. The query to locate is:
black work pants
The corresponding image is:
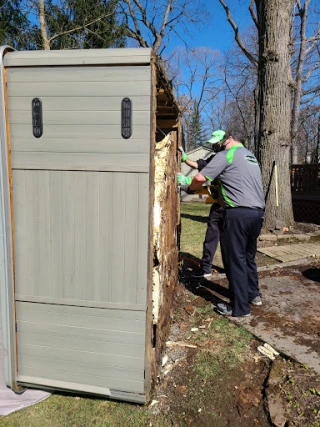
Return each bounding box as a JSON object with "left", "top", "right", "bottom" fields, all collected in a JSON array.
[
  {"left": 201, "top": 205, "right": 224, "bottom": 274},
  {"left": 220, "top": 207, "right": 264, "bottom": 316}
]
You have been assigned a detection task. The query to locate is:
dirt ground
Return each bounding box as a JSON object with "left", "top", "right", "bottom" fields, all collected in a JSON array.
[
  {"left": 151, "top": 260, "right": 320, "bottom": 427},
  {"left": 260, "top": 222, "right": 320, "bottom": 236}
]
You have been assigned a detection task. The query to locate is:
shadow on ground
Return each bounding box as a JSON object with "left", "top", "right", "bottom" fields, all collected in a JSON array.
[
  {"left": 179, "top": 251, "right": 228, "bottom": 304},
  {"left": 180, "top": 213, "right": 208, "bottom": 223},
  {"left": 302, "top": 267, "right": 320, "bottom": 282}
]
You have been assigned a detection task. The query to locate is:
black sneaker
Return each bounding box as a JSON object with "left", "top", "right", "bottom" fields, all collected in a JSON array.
[
  {"left": 216, "top": 303, "right": 250, "bottom": 317},
  {"left": 249, "top": 295, "right": 262, "bottom": 306},
  {"left": 216, "top": 302, "right": 233, "bottom": 316},
  {"left": 191, "top": 271, "right": 212, "bottom": 279}
]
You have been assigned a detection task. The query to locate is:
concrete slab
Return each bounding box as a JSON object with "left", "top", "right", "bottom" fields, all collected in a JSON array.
[
  {"left": 258, "top": 243, "right": 320, "bottom": 262},
  {"left": 231, "top": 273, "right": 320, "bottom": 373}
]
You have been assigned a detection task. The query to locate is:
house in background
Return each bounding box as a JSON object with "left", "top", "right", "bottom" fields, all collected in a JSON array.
[{"left": 180, "top": 146, "right": 214, "bottom": 201}]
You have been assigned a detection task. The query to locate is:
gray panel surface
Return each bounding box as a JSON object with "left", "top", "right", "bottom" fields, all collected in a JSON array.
[
  {"left": 13, "top": 170, "right": 149, "bottom": 305},
  {"left": 16, "top": 302, "right": 145, "bottom": 393},
  {"left": 10, "top": 111, "right": 149, "bottom": 125},
  {"left": 11, "top": 152, "right": 149, "bottom": 172},
  {"left": 10, "top": 124, "right": 150, "bottom": 140},
  {"left": 8, "top": 82, "right": 150, "bottom": 97},
  {"left": 7, "top": 66, "right": 150, "bottom": 82},
  {"left": 4, "top": 48, "right": 152, "bottom": 67},
  {"left": 8, "top": 60, "right": 151, "bottom": 399},
  {"left": 11, "top": 139, "right": 147, "bottom": 155},
  {"left": 8, "top": 96, "right": 150, "bottom": 111}
]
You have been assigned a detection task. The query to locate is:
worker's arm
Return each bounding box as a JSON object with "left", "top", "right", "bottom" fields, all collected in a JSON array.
[
  {"left": 177, "top": 172, "right": 206, "bottom": 194},
  {"left": 178, "top": 147, "right": 199, "bottom": 169},
  {"left": 185, "top": 158, "right": 199, "bottom": 169},
  {"left": 189, "top": 173, "right": 206, "bottom": 191}
]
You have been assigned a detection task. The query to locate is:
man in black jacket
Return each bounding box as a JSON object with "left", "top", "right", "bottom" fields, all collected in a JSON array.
[{"left": 178, "top": 130, "right": 227, "bottom": 278}]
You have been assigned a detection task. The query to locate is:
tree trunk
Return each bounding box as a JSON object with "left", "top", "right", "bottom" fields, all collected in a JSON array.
[
  {"left": 291, "top": 0, "right": 310, "bottom": 165},
  {"left": 255, "top": 0, "right": 294, "bottom": 228},
  {"left": 39, "top": 0, "right": 50, "bottom": 50},
  {"left": 254, "top": 84, "right": 260, "bottom": 157},
  {"left": 317, "top": 116, "right": 320, "bottom": 163}
]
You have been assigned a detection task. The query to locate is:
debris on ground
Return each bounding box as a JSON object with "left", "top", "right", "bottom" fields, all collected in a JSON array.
[{"left": 151, "top": 265, "right": 320, "bottom": 426}]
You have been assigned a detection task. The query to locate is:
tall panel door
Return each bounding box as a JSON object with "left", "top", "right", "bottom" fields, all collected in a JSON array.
[{"left": 7, "top": 65, "right": 151, "bottom": 397}]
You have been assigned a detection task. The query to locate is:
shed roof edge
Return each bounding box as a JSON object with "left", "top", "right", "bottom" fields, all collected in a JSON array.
[{"left": 2, "top": 47, "right": 153, "bottom": 67}]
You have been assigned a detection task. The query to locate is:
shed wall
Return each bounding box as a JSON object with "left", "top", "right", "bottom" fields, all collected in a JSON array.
[{"left": 6, "top": 62, "right": 152, "bottom": 399}]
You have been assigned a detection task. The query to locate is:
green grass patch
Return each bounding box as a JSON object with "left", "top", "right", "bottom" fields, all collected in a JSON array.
[
  {"left": 192, "top": 317, "right": 252, "bottom": 379},
  {"left": 180, "top": 202, "right": 211, "bottom": 259},
  {"left": 0, "top": 395, "right": 172, "bottom": 427}
]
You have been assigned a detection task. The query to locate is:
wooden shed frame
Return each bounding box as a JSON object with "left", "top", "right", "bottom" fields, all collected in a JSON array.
[{"left": 0, "top": 47, "right": 181, "bottom": 403}]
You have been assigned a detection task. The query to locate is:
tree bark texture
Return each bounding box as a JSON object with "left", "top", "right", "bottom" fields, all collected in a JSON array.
[
  {"left": 255, "top": 0, "right": 294, "bottom": 227},
  {"left": 38, "top": 0, "right": 50, "bottom": 50}
]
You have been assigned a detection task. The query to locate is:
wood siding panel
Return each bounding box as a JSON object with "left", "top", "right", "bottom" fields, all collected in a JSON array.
[
  {"left": 13, "top": 170, "right": 148, "bottom": 306},
  {"left": 12, "top": 170, "right": 28, "bottom": 293},
  {"left": 8, "top": 96, "right": 150, "bottom": 112},
  {"left": 49, "top": 171, "right": 63, "bottom": 298},
  {"left": 10, "top": 110, "right": 149, "bottom": 126},
  {"left": 110, "top": 173, "right": 125, "bottom": 302},
  {"left": 11, "top": 139, "right": 148, "bottom": 155},
  {"left": 19, "top": 354, "right": 144, "bottom": 383},
  {"left": 17, "top": 300, "right": 146, "bottom": 392},
  {"left": 8, "top": 66, "right": 151, "bottom": 169},
  {"left": 124, "top": 174, "right": 139, "bottom": 303},
  {"left": 137, "top": 174, "right": 149, "bottom": 305},
  {"left": 18, "top": 321, "right": 145, "bottom": 346},
  {"left": 8, "top": 82, "right": 150, "bottom": 97},
  {"left": 18, "top": 368, "right": 144, "bottom": 394},
  {"left": 18, "top": 344, "right": 144, "bottom": 371},
  {"left": 11, "top": 152, "right": 149, "bottom": 173},
  {"left": 37, "top": 170, "right": 51, "bottom": 297},
  {"left": 10, "top": 124, "right": 150, "bottom": 140},
  {"left": 7, "top": 66, "right": 150, "bottom": 83},
  {"left": 4, "top": 48, "right": 152, "bottom": 67}
]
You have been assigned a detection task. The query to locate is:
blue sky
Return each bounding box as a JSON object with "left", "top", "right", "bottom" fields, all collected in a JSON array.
[{"left": 171, "top": 2, "right": 254, "bottom": 54}]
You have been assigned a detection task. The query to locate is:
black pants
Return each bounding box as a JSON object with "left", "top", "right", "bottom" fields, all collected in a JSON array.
[
  {"left": 200, "top": 205, "right": 224, "bottom": 274},
  {"left": 220, "top": 208, "right": 264, "bottom": 316}
]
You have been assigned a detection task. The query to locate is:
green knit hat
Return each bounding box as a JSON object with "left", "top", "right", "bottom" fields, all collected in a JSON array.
[{"left": 207, "top": 129, "right": 226, "bottom": 144}]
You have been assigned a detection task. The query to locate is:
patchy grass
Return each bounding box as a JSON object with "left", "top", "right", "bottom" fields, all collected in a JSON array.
[
  {"left": 0, "top": 395, "right": 172, "bottom": 427},
  {"left": 191, "top": 313, "right": 252, "bottom": 379},
  {"left": 180, "top": 202, "right": 211, "bottom": 259}
]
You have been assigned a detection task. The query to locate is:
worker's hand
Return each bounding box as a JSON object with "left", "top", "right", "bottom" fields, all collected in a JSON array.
[
  {"left": 179, "top": 184, "right": 195, "bottom": 194},
  {"left": 177, "top": 173, "right": 192, "bottom": 186},
  {"left": 178, "top": 146, "right": 188, "bottom": 162}
]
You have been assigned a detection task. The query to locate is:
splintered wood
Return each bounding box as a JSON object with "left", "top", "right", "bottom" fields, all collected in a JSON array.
[{"left": 152, "top": 132, "right": 180, "bottom": 369}]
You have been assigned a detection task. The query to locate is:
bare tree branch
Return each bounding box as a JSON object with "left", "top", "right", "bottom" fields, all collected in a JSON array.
[
  {"left": 154, "top": 0, "right": 172, "bottom": 52},
  {"left": 122, "top": 0, "right": 150, "bottom": 47},
  {"left": 120, "top": 0, "right": 209, "bottom": 54},
  {"left": 300, "top": 91, "right": 320, "bottom": 105},
  {"left": 302, "top": 83, "right": 320, "bottom": 97},
  {"left": 218, "top": 0, "right": 258, "bottom": 67},
  {"left": 49, "top": 13, "right": 113, "bottom": 43},
  {"left": 249, "top": 0, "right": 258, "bottom": 29},
  {"left": 223, "top": 66, "right": 250, "bottom": 139}
]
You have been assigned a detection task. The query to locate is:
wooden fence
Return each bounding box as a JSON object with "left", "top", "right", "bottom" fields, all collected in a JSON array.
[
  {"left": 291, "top": 164, "right": 320, "bottom": 224},
  {"left": 291, "top": 164, "right": 320, "bottom": 193}
]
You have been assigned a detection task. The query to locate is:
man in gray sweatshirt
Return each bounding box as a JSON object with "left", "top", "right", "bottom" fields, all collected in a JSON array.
[{"left": 180, "top": 130, "right": 265, "bottom": 317}]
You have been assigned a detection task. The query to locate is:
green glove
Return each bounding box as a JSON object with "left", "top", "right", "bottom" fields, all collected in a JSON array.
[
  {"left": 177, "top": 173, "right": 192, "bottom": 186},
  {"left": 178, "top": 147, "right": 188, "bottom": 162}
]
